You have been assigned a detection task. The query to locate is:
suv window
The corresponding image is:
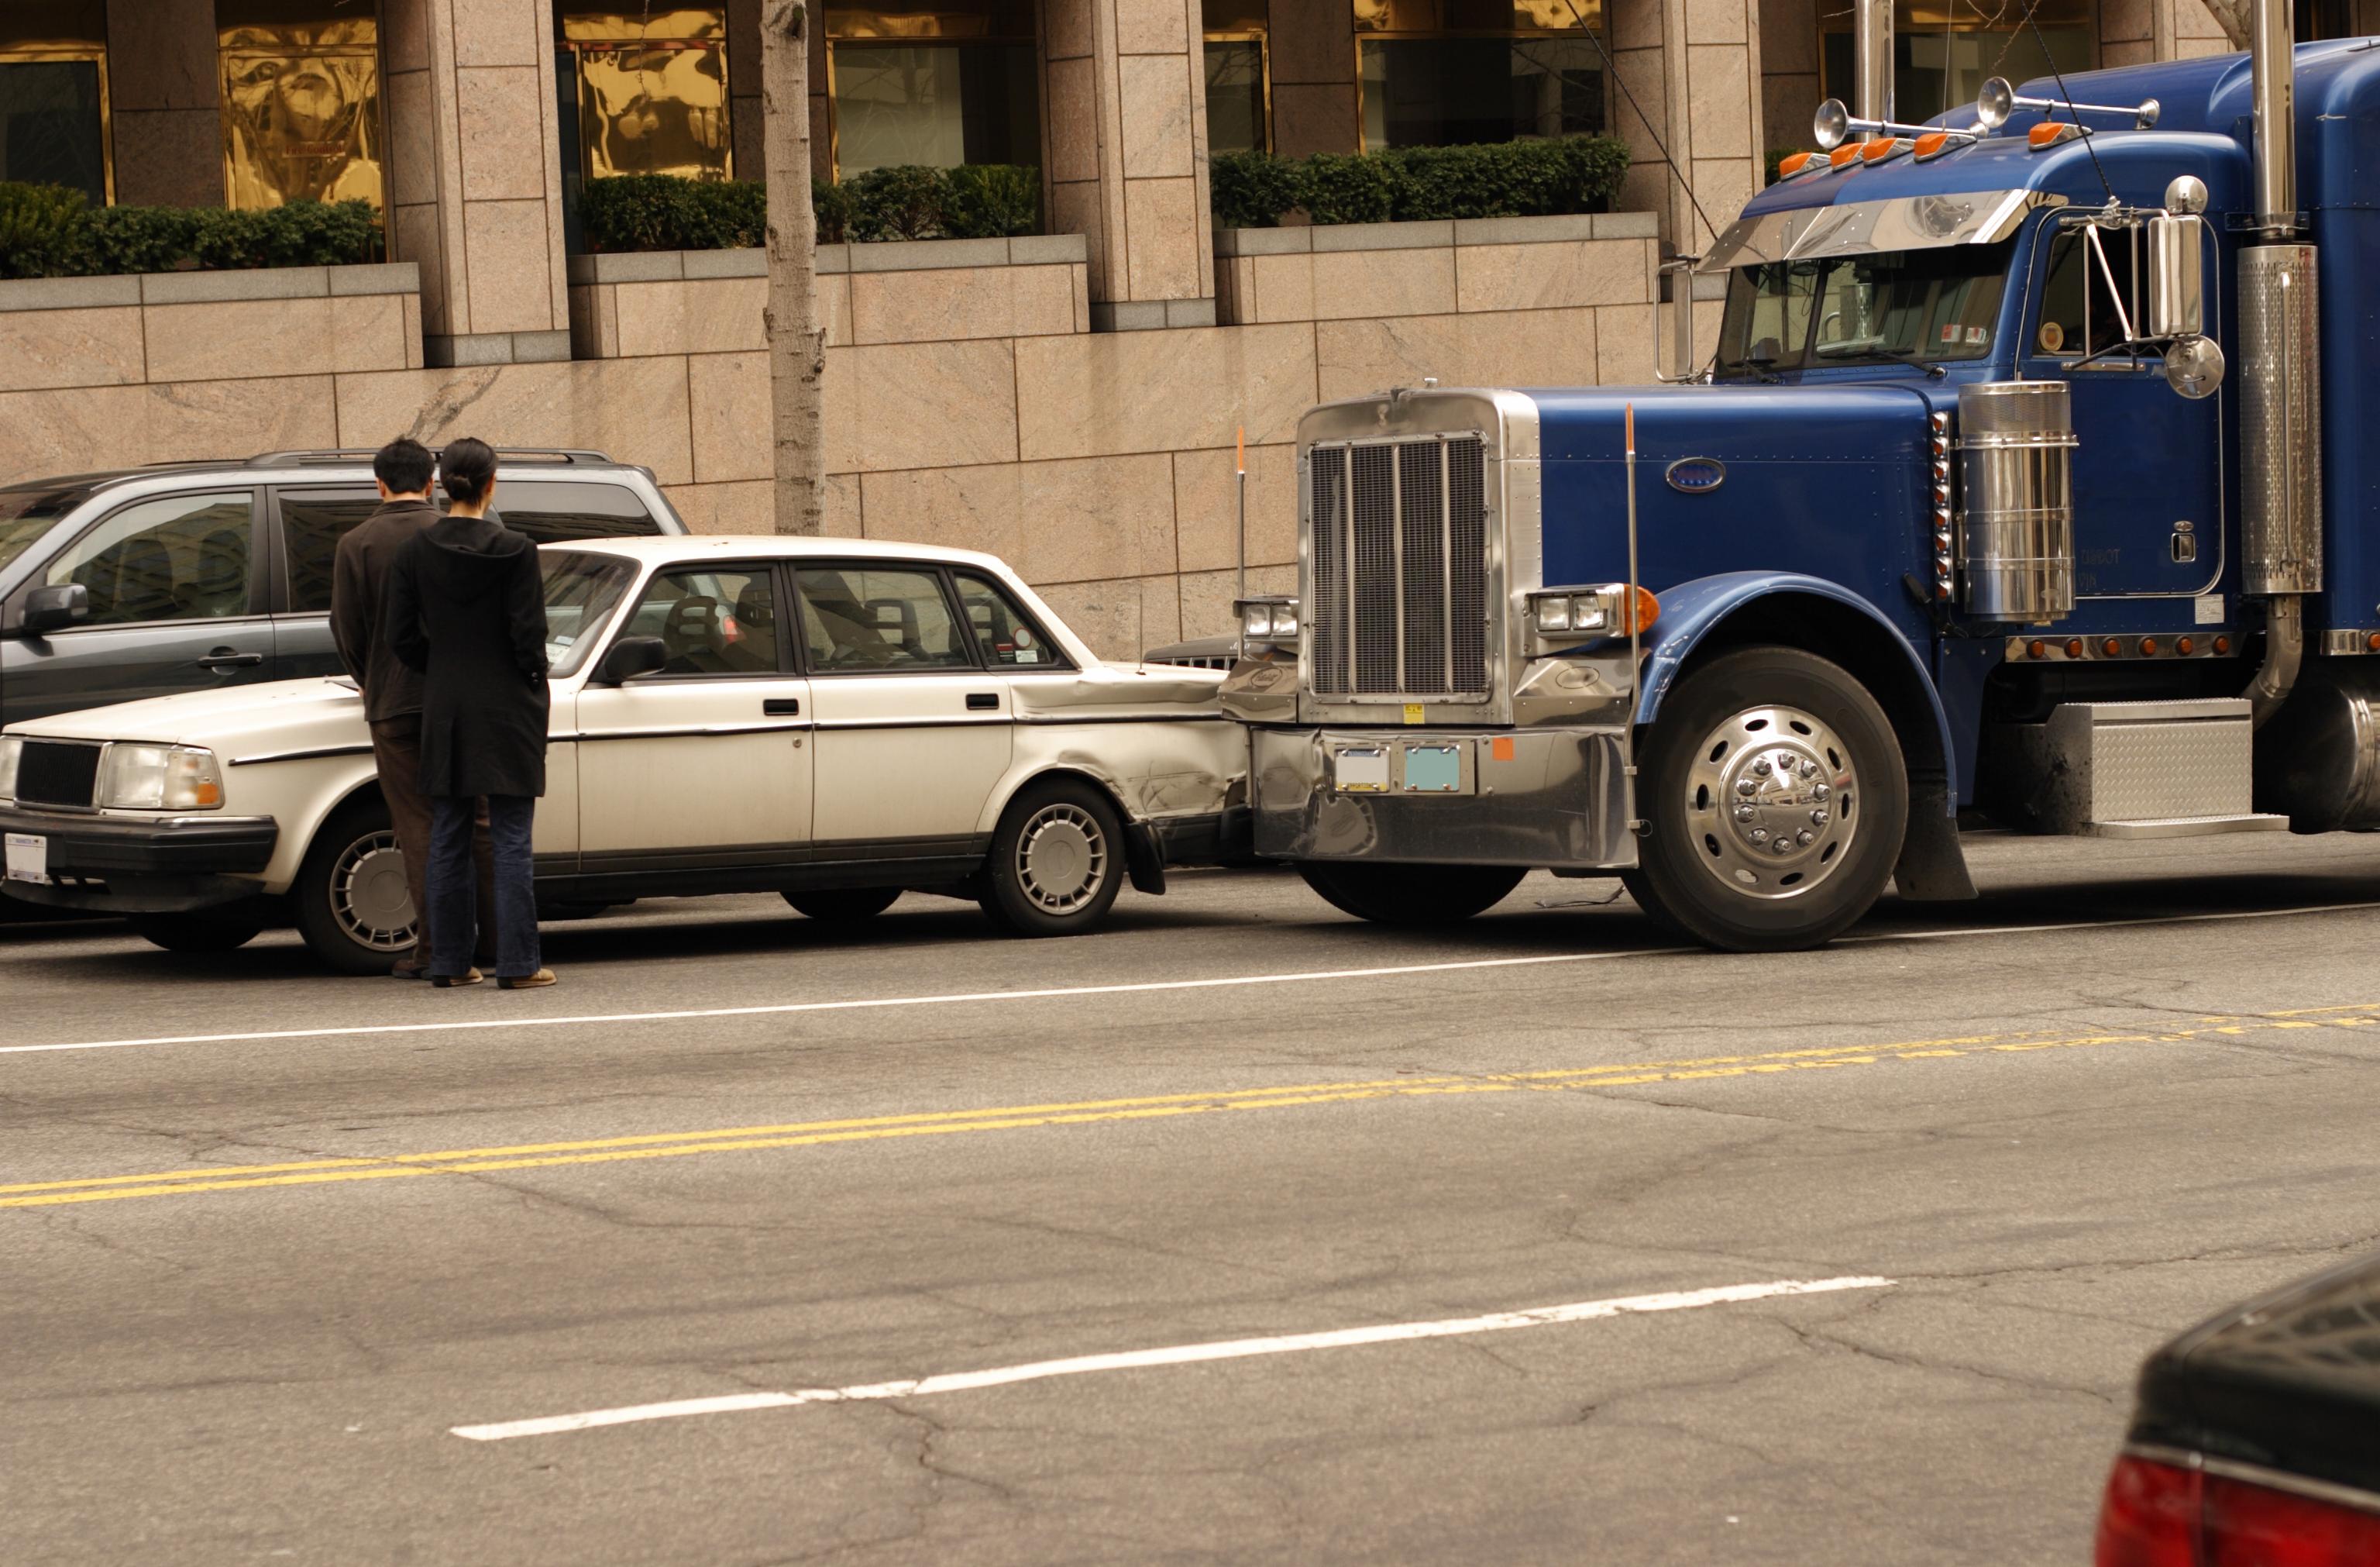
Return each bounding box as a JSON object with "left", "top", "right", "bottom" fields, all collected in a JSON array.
[
  {"left": 955, "top": 574, "right": 1065, "bottom": 668},
  {"left": 280, "top": 487, "right": 380, "bottom": 614},
  {"left": 619, "top": 564, "right": 785, "bottom": 676},
  {"left": 498, "top": 480, "right": 666, "bottom": 542},
  {"left": 797, "top": 567, "right": 972, "bottom": 673},
  {"left": 46, "top": 491, "right": 256, "bottom": 625},
  {"left": 0, "top": 484, "right": 92, "bottom": 577}
]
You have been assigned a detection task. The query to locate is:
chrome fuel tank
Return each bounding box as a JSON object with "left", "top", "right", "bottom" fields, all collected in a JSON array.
[{"left": 1958, "top": 381, "right": 2076, "bottom": 624}]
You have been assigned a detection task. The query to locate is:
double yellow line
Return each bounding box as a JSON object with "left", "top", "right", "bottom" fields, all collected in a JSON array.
[{"left": 7, "top": 1003, "right": 2378, "bottom": 1212}]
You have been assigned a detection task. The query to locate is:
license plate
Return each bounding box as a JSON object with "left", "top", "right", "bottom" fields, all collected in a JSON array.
[
  {"left": 4, "top": 832, "right": 50, "bottom": 886},
  {"left": 1402, "top": 744, "right": 1462, "bottom": 793},
  {"left": 1333, "top": 746, "right": 1391, "bottom": 793}
]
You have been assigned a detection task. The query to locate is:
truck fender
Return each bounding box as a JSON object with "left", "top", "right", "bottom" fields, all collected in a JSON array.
[{"left": 1632, "top": 571, "right": 1975, "bottom": 903}]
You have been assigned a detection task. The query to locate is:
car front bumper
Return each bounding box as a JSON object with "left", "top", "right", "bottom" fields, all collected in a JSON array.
[
  {"left": 0, "top": 805, "right": 279, "bottom": 914},
  {"left": 1247, "top": 725, "right": 1636, "bottom": 870}
]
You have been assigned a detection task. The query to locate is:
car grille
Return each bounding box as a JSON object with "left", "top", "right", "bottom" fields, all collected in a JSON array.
[
  {"left": 1308, "top": 434, "right": 1490, "bottom": 701},
  {"left": 17, "top": 740, "right": 101, "bottom": 809}
]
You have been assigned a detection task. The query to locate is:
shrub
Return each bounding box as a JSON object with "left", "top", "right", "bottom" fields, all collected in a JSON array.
[
  {"left": 942, "top": 163, "right": 1040, "bottom": 239},
  {"left": 0, "top": 184, "right": 382, "bottom": 278},
  {"left": 579, "top": 166, "right": 1046, "bottom": 251},
  {"left": 841, "top": 165, "right": 947, "bottom": 242},
  {"left": 812, "top": 177, "right": 854, "bottom": 244},
  {"left": 1205, "top": 134, "right": 1632, "bottom": 229}
]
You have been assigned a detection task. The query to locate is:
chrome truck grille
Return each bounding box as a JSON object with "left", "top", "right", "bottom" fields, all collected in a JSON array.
[{"left": 1307, "top": 434, "right": 1490, "bottom": 701}]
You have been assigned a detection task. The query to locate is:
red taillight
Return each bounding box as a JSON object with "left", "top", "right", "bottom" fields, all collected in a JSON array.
[
  {"left": 2203, "top": 1472, "right": 2380, "bottom": 1565},
  {"left": 2097, "top": 1457, "right": 2200, "bottom": 1567}
]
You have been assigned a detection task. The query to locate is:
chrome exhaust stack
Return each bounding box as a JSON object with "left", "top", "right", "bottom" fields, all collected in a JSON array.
[
  {"left": 1854, "top": 0, "right": 1893, "bottom": 122},
  {"left": 2239, "top": 0, "right": 2319, "bottom": 729}
]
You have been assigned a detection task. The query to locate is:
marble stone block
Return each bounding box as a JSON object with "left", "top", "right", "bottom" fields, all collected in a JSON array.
[
  {"left": 1045, "top": 58, "right": 1102, "bottom": 186},
  {"left": 1114, "top": 0, "right": 1191, "bottom": 54},
  {"left": 1118, "top": 55, "right": 1196, "bottom": 180},
  {"left": 822, "top": 274, "right": 855, "bottom": 348},
  {"left": 663, "top": 479, "right": 776, "bottom": 535},
  {"left": 689, "top": 350, "right": 772, "bottom": 484},
  {"left": 1455, "top": 307, "right": 1601, "bottom": 389},
  {"left": 614, "top": 277, "right": 769, "bottom": 357},
  {"left": 859, "top": 465, "right": 1026, "bottom": 561},
  {"left": 850, "top": 265, "right": 1076, "bottom": 346},
  {"left": 451, "top": 0, "right": 542, "bottom": 67},
  {"left": 0, "top": 377, "right": 334, "bottom": 487},
  {"left": 1250, "top": 253, "right": 1316, "bottom": 323},
  {"left": 329, "top": 292, "right": 413, "bottom": 374},
  {"left": 109, "top": 0, "right": 218, "bottom": 110},
  {"left": 111, "top": 111, "right": 223, "bottom": 208},
  {"left": 1687, "top": 0, "right": 1750, "bottom": 45},
  {"left": 403, "top": 295, "right": 425, "bottom": 369},
  {"left": 143, "top": 298, "right": 339, "bottom": 384},
  {"left": 1686, "top": 45, "right": 1754, "bottom": 160},
  {"left": 1315, "top": 314, "right": 1461, "bottom": 402},
  {"left": 462, "top": 199, "right": 561, "bottom": 335},
  {"left": 1311, "top": 246, "right": 1457, "bottom": 320},
  {"left": 0, "top": 306, "right": 146, "bottom": 391},
  {"left": 1019, "top": 453, "right": 1175, "bottom": 583},
  {"left": 1271, "top": 84, "right": 1359, "bottom": 159},
  {"left": 1033, "top": 576, "right": 1183, "bottom": 660},
  {"left": 457, "top": 67, "right": 549, "bottom": 201},
  {"left": 837, "top": 339, "right": 1020, "bottom": 471},
  {"left": 822, "top": 472, "right": 865, "bottom": 537},
  {"left": 1267, "top": 0, "right": 1357, "bottom": 84},
  {"left": 1172, "top": 442, "right": 1298, "bottom": 573},
  {"left": 1457, "top": 238, "right": 1653, "bottom": 314},
  {"left": 385, "top": 69, "right": 442, "bottom": 211},
  {"left": 1123, "top": 178, "right": 1204, "bottom": 301},
  {"left": 1015, "top": 322, "right": 1316, "bottom": 460},
  {"left": 332, "top": 359, "right": 695, "bottom": 484},
  {"left": 1594, "top": 302, "right": 1659, "bottom": 385}
]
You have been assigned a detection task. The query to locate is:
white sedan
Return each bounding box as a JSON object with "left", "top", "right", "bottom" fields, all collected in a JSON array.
[{"left": 0, "top": 536, "right": 1250, "bottom": 971}]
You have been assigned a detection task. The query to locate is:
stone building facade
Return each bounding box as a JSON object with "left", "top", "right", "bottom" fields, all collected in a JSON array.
[{"left": 0, "top": 0, "right": 2341, "bottom": 653}]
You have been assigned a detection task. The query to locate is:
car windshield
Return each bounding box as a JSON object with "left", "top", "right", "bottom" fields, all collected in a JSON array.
[
  {"left": 0, "top": 484, "right": 94, "bottom": 577},
  {"left": 1715, "top": 242, "right": 2014, "bottom": 377},
  {"left": 540, "top": 550, "right": 637, "bottom": 677}
]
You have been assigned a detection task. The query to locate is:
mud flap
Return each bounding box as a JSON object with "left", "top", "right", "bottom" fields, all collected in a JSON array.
[
  {"left": 1123, "top": 821, "right": 1167, "bottom": 895},
  {"left": 1892, "top": 775, "right": 1976, "bottom": 901}
]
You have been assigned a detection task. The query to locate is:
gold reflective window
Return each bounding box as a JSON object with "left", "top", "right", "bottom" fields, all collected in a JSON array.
[
  {"left": 559, "top": 7, "right": 733, "bottom": 182},
  {"left": 0, "top": 0, "right": 111, "bottom": 203},
  {"left": 825, "top": 0, "right": 1037, "bottom": 176},
  {"left": 1817, "top": 0, "right": 2093, "bottom": 126},
  {"left": 1355, "top": 0, "right": 1606, "bottom": 152},
  {"left": 215, "top": 2, "right": 385, "bottom": 212}
]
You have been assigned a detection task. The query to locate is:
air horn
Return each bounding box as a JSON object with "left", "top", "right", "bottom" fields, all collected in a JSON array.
[
  {"left": 1974, "top": 75, "right": 2160, "bottom": 130},
  {"left": 1811, "top": 98, "right": 1979, "bottom": 151}
]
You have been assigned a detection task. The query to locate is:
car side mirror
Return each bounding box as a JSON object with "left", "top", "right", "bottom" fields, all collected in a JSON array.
[
  {"left": 21, "top": 583, "right": 88, "bottom": 635},
  {"left": 594, "top": 635, "right": 667, "bottom": 684}
]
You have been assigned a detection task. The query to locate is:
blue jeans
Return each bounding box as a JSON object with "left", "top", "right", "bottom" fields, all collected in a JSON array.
[{"left": 428, "top": 794, "right": 540, "bottom": 979}]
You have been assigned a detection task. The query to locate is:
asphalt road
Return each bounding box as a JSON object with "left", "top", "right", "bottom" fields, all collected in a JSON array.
[{"left": 6, "top": 831, "right": 2380, "bottom": 1565}]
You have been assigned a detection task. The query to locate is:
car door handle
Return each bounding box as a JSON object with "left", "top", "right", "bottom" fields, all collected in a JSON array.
[
  {"left": 762, "top": 697, "right": 801, "bottom": 715},
  {"left": 966, "top": 692, "right": 1000, "bottom": 711},
  {"left": 197, "top": 650, "right": 265, "bottom": 670}
]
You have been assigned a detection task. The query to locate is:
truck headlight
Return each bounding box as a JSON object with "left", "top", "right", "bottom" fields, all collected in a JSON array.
[
  {"left": 1235, "top": 595, "right": 1301, "bottom": 646},
  {"left": 1528, "top": 585, "right": 1659, "bottom": 642},
  {"left": 0, "top": 735, "right": 19, "bottom": 802},
  {"left": 99, "top": 744, "right": 222, "bottom": 811}
]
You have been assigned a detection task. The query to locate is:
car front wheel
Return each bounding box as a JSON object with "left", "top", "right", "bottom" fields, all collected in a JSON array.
[
  {"left": 978, "top": 779, "right": 1125, "bottom": 936},
  {"left": 291, "top": 799, "right": 419, "bottom": 975}
]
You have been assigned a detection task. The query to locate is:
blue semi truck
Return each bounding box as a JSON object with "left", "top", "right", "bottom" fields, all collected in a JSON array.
[{"left": 1220, "top": 6, "right": 2376, "bottom": 951}]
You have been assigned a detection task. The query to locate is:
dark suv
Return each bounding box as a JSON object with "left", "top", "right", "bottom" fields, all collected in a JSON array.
[{"left": 0, "top": 448, "right": 685, "bottom": 729}]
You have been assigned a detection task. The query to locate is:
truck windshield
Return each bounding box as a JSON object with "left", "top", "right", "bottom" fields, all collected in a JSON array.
[
  {"left": 1715, "top": 242, "right": 2014, "bottom": 377},
  {"left": 0, "top": 484, "right": 92, "bottom": 577}
]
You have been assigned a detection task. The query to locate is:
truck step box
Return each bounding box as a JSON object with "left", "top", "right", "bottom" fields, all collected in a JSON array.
[{"left": 1997, "top": 699, "right": 2289, "bottom": 839}]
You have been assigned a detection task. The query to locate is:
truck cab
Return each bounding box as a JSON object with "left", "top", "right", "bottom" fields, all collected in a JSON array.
[{"left": 1220, "top": 35, "right": 2380, "bottom": 951}]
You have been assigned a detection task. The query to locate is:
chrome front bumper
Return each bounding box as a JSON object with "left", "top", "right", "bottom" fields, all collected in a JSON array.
[{"left": 1248, "top": 726, "right": 1635, "bottom": 869}]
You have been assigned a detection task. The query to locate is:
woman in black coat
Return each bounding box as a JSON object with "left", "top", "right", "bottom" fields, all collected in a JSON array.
[{"left": 384, "top": 436, "right": 555, "bottom": 989}]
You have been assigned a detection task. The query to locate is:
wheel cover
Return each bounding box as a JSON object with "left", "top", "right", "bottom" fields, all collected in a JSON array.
[
  {"left": 1016, "top": 804, "right": 1108, "bottom": 914},
  {"left": 332, "top": 831, "right": 418, "bottom": 950},
  {"left": 1681, "top": 704, "right": 1861, "bottom": 901}
]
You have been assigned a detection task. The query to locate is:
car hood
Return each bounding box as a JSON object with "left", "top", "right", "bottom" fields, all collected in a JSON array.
[
  {"left": 1011, "top": 661, "right": 1227, "bottom": 718},
  {"left": 4, "top": 677, "right": 367, "bottom": 751}
]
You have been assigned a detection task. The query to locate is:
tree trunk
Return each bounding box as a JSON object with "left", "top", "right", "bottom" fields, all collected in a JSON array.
[{"left": 761, "top": 0, "right": 825, "bottom": 536}]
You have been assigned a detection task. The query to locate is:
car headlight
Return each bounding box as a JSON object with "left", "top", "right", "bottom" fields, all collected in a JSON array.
[
  {"left": 0, "top": 735, "right": 19, "bottom": 801},
  {"left": 99, "top": 744, "right": 222, "bottom": 811},
  {"left": 1234, "top": 596, "right": 1301, "bottom": 646}
]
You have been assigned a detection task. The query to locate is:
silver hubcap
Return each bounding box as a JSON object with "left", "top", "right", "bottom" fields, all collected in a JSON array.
[
  {"left": 333, "top": 830, "right": 417, "bottom": 950},
  {"left": 1016, "top": 804, "right": 1107, "bottom": 914},
  {"left": 1683, "top": 704, "right": 1859, "bottom": 901}
]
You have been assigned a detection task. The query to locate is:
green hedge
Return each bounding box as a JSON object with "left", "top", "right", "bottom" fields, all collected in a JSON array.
[
  {"left": 1210, "top": 136, "right": 1631, "bottom": 229},
  {"left": 0, "top": 183, "right": 382, "bottom": 279},
  {"left": 578, "top": 166, "right": 1040, "bottom": 252}
]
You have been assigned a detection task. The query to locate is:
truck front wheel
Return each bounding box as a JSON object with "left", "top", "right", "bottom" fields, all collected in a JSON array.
[
  {"left": 1622, "top": 646, "right": 1906, "bottom": 952},
  {"left": 1297, "top": 862, "right": 1525, "bottom": 926}
]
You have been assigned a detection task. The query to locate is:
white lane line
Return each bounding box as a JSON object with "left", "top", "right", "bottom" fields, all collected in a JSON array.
[
  {"left": 9, "top": 899, "right": 2378, "bottom": 1061},
  {"left": 450, "top": 1274, "right": 1893, "bottom": 1441}
]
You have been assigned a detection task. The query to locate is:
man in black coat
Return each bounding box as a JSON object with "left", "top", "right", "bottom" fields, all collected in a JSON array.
[
  {"left": 329, "top": 436, "right": 492, "bottom": 980},
  {"left": 384, "top": 437, "right": 555, "bottom": 990}
]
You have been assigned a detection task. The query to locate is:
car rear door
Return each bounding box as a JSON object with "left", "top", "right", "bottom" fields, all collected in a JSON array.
[
  {"left": 4, "top": 486, "right": 275, "bottom": 723},
  {"left": 798, "top": 563, "right": 1013, "bottom": 859}
]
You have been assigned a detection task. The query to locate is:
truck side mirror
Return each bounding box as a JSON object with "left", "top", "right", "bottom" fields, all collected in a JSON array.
[
  {"left": 20, "top": 584, "right": 88, "bottom": 636},
  {"left": 594, "top": 634, "right": 667, "bottom": 684},
  {"left": 2145, "top": 212, "right": 2206, "bottom": 339},
  {"left": 1655, "top": 257, "right": 1701, "bottom": 384}
]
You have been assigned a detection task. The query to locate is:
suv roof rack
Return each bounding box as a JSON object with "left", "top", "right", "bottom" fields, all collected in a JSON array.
[{"left": 246, "top": 446, "right": 615, "bottom": 467}]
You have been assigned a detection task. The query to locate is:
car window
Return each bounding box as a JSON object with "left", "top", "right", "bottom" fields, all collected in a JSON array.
[
  {"left": 955, "top": 574, "right": 1065, "bottom": 668},
  {"left": 279, "top": 488, "right": 380, "bottom": 614},
  {"left": 540, "top": 551, "right": 638, "bottom": 677},
  {"left": 495, "top": 480, "right": 666, "bottom": 542},
  {"left": 46, "top": 491, "right": 255, "bottom": 626},
  {"left": 797, "top": 567, "right": 972, "bottom": 673},
  {"left": 617, "top": 563, "right": 783, "bottom": 676}
]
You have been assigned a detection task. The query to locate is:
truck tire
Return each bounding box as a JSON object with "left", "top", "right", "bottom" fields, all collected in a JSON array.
[
  {"left": 785, "top": 887, "right": 903, "bottom": 921},
  {"left": 132, "top": 906, "right": 266, "bottom": 954},
  {"left": 978, "top": 778, "right": 1126, "bottom": 937},
  {"left": 291, "top": 798, "right": 420, "bottom": 975},
  {"left": 1622, "top": 646, "right": 1906, "bottom": 952},
  {"left": 1297, "top": 862, "right": 1525, "bottom": 926}
]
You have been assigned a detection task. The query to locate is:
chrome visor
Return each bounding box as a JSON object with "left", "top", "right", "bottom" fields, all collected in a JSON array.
[{"left": 1698, "top": 189, "right": 2067, "bottom": 271}]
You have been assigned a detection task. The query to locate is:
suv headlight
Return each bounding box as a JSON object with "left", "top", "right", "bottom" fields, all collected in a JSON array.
[
  {"left": 0, "top": 735, "right": 19, "bottom": 802},
  {"left": 99, "top": 744, "right": 223, "bottom": 810},
  {"left": 1235, "top": 595, "right": 1301, "bottom": 646}
]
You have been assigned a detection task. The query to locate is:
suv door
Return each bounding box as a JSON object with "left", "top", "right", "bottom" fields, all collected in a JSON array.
[
  {"left": 798, "top": 563, "right": 1013, "bottom": 856},
  {"left": 2, "top": 487, "right": 273, "bottom": 725},
  {"left": 572, "top": 560, "right": 814, "bottom": 877}
]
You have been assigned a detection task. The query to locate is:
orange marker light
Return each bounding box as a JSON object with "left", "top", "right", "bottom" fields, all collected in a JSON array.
[
  {"left": 1913, "top": 131, "right": 1950, "bottom": 159},
  {"left": 2030, "top": 122, "right": 2076, "bottom": 149},
  {"left": 1829, "top": 145, "right": 1862, "bottom": 167},
  {"left": 2027, "top": 639, "right": 2047, "bottom": 659},
  {"left": 2140, "top": 637, "right": 2160, "bottom": 656},
  {"left": 1779, "top": 150, "right": 1815, "bottom": 177},
  {"left": 2214, "top": 635, "right": 2233, "bottom": 656},
  {"left": 2176, "top": 636, "right": 2195, "bottom": 656},
  {"left": 1621, "top": 587, "right": 1661, "bottom": 635},
  {"left": 1491, "top": 735, "right": 1517, "bottom": 762},
  {"left": 2103, "top": 638, "right": 2123, "bottom": 657},
  {"left": 2367, "top": 631, "right": 2380, "bottom": 653},
  {"left": 1861, "top": 136, "right": 1898, "bottom": 163},
  {"left": 2065, "top": 639, "right": 2085, "bottom": 658}
]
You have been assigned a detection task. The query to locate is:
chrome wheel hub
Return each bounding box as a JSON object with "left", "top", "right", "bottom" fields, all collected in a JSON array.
[
  {"left": 1016, "top": 805, "right": 1107, "bottom": 914},
  {"left": 1683, "top": 704, "right": 1859, "bottom": 901},
  {"left": 334, "top": 831, "right": 418, "bottom": 950}
]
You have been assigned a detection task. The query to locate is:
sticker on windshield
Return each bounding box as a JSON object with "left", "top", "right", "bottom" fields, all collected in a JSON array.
[
  {"left": 1939, "top": 324, "right": 1959, "bottom": 343},
  {"left": 1014, "top": 629, "right": 1034, "bottom": 650},
  {"left": 1965, "top": 325, "right": 1987, "bottom": 345},
  {"left": 2038, "top": 321, "right": 2066, "bottom": 353}
]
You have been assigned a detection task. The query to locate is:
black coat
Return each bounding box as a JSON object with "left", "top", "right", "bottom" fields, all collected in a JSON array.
[{"left": 385, "top": 513, "right": 550, "bottom": 798}]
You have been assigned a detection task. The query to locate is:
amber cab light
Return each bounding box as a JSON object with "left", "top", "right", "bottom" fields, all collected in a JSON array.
[
  {"left": 2031, "top": 121, "right": 2082, "bottom": 148},
  {"left": 1779, "top": 150, "right": 1816, "bottom": 177},
  {"left": 1913, "top": 131, "right": 1951, "bottom": 159},
  {"left": 1829, "top": 145, "right": 1862, "bottom": 167},
  {"left": 1860, "top": 136, "right": 1899, "bottom": 163},
  {"left": 1622, "top": 586, "right": 1661, "bottom": 636}
]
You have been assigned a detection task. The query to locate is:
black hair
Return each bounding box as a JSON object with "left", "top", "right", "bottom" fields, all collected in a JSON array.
[
  {"left": 373, "top": 436, "right": 434, "bottom": 496},
  {"left": 439, "top": 436, "right": 498, "bottom": 505}
]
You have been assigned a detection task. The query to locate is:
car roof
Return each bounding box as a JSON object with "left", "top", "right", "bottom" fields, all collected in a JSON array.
[{"left": 552, "top": 533, "right": 1015, "bottom": 572}]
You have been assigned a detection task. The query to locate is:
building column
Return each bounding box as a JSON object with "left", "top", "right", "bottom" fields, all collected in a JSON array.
[
  {"left": 1267, "top": 0, "right": 1360, "bottom": 157},
  {"left": 1044, "top": 0, "right": 1217, "bottom": 328},
  {"left": 1610, "top": 0, "right": 1761, "bottom": 260},
  {"left": 383, "top": 0, "right": 573, "bottom": 366},
  {"left": 107, "top": 0, "right": 222, "bottom": 207}
]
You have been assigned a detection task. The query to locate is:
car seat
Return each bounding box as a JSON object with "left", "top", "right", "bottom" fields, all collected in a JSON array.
[{"left": 662, "top": 594, "right": 728, "bottom": 674}]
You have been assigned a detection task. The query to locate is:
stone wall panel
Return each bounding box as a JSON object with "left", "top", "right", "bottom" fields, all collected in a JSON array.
[
  {"left": 688, "top": 351, "right": 772, "bottom": 484},
  {"left": 332, "top": 359, "right": 696, "bottom": 484},
  {"left": 2, "top": 307, "right": 147, "bottom": 391},
  {"left": 1016, "top": 322, "right": 1316, "bottom": 460},
  {"left": 0, "top": 377, "right": 334, "bottom": 483}
]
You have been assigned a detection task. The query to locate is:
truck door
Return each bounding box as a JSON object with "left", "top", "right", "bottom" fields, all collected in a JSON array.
[{"left": 2024, "top": 219, "right": 2224, "bottom": 604}]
